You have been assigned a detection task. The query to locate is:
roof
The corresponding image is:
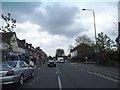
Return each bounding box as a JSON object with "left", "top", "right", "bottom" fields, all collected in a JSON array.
[
  {"left": 17, "top": 38, "right": 26, "bottom": 49},
  {"left": 70, "top": 43, "right": 91, "bottom": 52},
  {"left": 0, "top": 32, "right": 16, "bottom": 44}
]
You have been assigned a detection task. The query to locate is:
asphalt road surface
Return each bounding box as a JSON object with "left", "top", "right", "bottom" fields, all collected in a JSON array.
[{"left": 2, "top": 62, "right": 119, "bottom": 89}]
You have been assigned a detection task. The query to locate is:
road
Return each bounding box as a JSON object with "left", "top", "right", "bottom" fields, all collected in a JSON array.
[{"left": 2, "top": 62, "right": 119, "bottom": 89}]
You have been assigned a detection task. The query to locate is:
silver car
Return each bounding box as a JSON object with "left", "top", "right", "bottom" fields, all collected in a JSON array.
[{"left": 0, "top": 61, "right": 34, "bottom": 86}]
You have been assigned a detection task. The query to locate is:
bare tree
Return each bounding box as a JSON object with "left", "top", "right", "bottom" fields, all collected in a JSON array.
[
  {"left": 75, "top": 35, "right": 94, "bottom": 46},
  {"left": 0, "top": 13, "right": 16, "bottom": 32}
]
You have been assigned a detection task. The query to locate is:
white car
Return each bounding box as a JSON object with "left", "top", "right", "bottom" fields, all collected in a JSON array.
[{"left": 58, "top": 59, "right": 64, "bottom": 63}]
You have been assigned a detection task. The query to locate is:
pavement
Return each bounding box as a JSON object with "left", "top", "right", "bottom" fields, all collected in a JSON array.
[{"left": 72, "top": 62, "right": 119, "bottom": 81}]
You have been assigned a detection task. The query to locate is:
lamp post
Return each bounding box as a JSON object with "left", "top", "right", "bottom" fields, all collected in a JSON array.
[
  {"left": 82, "top": 8, "right": 99, "bottom": 63},
  {"left": 82, "top": 9, "right": 97, "bottom": 43}
]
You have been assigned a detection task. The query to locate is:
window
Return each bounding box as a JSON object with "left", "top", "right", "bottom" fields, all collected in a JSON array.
[{"left": 19, "top": 61, "right": 28, "bottom": 68}]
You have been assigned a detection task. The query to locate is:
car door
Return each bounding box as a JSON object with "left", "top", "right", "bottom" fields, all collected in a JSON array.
[
  {"left": 19, "top": 61, "right": 29, "bottom": 78},
  {"left": 23, "top": 62, "right": 32, "bottom": 76}
]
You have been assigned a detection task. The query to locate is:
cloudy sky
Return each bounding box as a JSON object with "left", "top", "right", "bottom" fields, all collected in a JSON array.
[{"left": 0, "top": 0, "right": 119, "bottom": 56}]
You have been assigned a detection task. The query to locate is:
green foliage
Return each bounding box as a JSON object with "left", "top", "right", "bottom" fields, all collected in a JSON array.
[
  {"left": 71, "top": 35, "right": 96, "bottom": 62},
  {"left": 55, "top": 49, "right": 65, "bottom": 57},
  {"left": 48, "top": 56, "right": 53, "bottom": 60},
  {"left": 96, "top": 32, "right": 114, "bottom": 52},
  {"left": 0, "top": 13, "right": 16, "bottom": 32},
  {"left": 71, "top": 32, "right": 118, "bottom": 67},
  {"left": 76, "top": 43, "right": 94, "bottom": 62},
  {"left": 70, "top": 56, "right": 79, "bottom": 63}
]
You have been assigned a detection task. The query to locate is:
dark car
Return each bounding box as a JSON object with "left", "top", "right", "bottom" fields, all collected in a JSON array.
[{"left": 47, "top": 60, "right": 56, "bottom": 67}]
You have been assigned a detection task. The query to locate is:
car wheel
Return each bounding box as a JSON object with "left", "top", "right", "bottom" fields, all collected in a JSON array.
[
  {"left": 31, "top": 71, "right": 34, "bottom": 77},
  {"left": 19, "top": 75, "right": 24, "bottom": 86}
]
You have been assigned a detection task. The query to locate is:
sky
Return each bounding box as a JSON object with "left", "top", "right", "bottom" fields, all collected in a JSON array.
[{"left": 0, "top": 0, "right": 119, "bottom": 56}]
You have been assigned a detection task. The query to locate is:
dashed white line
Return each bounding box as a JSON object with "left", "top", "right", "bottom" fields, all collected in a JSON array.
[
  {"left": 56, "top": 70, "right": 60, "bottom": 74},
  {"left": 80, "top": 68, "right": 83, "bottom": 71},
  {"left": 58, "top": 76, "right": 62, "bottom": 90}
]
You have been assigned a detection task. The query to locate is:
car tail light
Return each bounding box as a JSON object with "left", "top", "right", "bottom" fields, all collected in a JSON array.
[{"left": 5, "top": 70, "right": 14, "bottom": 76}]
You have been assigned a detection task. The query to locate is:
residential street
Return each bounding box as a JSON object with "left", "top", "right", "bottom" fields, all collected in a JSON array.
[
  {"left": 3, "top": 62, "right": 119, "bottom": 89},
  {"left": 1, "top": 1, "right": 120, "bottom": 90}
]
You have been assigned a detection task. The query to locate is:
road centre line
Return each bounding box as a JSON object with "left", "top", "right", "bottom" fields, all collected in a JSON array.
[
  {"left": 56, "top": 70, "right": 60, "bottom": 74},
  {"left": 58, "top": 76, "right": 62, "bottom": 90}
]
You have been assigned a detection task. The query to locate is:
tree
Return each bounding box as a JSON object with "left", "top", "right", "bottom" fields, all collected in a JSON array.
[
  {"left": 0, "top": 13, "right": 16, "bottom": 32},
  {"left": 96, "top": 32, "right": 114, "bottom": 52},
  {"left": 74, "top": 43, "right": 94, "bottom": 62},
  {"left": 55, "top": 49, "right": 65, "bottom": 57},
  {"left": 75, "top": 35, "right": 94, "bottom": 46},
  {"left": 95, "top": 32, "right": 118, "bottom": 66},
  {"left": 48, "top": 56, "right": 53, "bottom": 60}
]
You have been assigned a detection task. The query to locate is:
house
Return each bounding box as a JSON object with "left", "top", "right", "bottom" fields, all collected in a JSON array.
[
  {"left": 0, "top": 32, "right": 48, "bottom": 66},
  {"left": 116, "top": 1, "right": 120, "bottom": 51},
  {"left": 16, "top": 38, "right": 26, "bottom": 61},
  {"left": 70, "top": 49, "right": 77, "bottom": 58},
  {"left": 0, "top": 32, "right": 26, "bottom": 61},
  {"left": 0, "top": 32, "right": 19, "bottom": 61},
  {"left": 116, "top": 22, "right": 120, "bottom": 51}
]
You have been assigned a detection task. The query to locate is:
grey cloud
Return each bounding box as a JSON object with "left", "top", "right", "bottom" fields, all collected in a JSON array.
[
  {"left": 32, "top": 3, "right": 87, "bottom": 37},
  {"left": 2, "top": 2, "right": 40, "bottom": 23},
  {"left": 2, "top": 2, "right": 87, "bottom": 38}
]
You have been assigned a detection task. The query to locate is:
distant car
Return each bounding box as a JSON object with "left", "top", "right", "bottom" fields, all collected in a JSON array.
[
  {"left": 47, "top": 60, "right": 56, "bottom": 67},
  {"left": 65, "top": 60, "right": 68, "bottom": 62},
  {"left": 58, "top": 59, "right": 64, "bottom": 63},
  {"left": 0, "top": 61, "right": 34, "bottom": 86}
]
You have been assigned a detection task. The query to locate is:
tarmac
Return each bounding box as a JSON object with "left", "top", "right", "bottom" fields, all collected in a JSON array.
[{"left": 75, "top": 62, "right": 120, "bottom": 81}]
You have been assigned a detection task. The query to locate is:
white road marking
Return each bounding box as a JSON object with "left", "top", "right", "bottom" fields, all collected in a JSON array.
[
  {"left": 80, "top": 68, "right": 83, "bottom": 71},
  {"left": 58, "top": 76, "right": 62, "bottom": 90},
  {"left": 93, "top": 73, "right": 119, "bottom": 83},
  {"left": 56, "top": 70, "right": 60, "bottom": 74},
  {"left": 87, "top": 71, "right": 93, "bottom": 74},
  {"left": 71, "top": 63, "right": 77, "bottom": 64},
  {"left": 79, "top": 68, "right": 119, "bottom": 83}
]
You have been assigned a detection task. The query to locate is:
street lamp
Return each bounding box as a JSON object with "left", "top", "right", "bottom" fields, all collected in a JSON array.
[
  {"left": 82, "top": 9, "right": 97, "bottom": 43},
  {"left": 82, "top": 8, "right": 99, "bottom": 63}
]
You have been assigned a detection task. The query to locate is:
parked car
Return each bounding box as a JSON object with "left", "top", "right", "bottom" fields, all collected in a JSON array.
[
  {"left": 0, "top": 61, "right": 34, "bottom": 86},
  {"left": 47, "top": 60, "right": 56, "bottom": 67}
]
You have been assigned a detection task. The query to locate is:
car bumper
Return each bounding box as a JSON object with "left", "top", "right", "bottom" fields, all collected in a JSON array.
[
  {"left": 48, "top": 64, "right": 56, "bottom": 67},
  {"left": 0, "top": 75, "right": 20, "bottom": 85}
]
